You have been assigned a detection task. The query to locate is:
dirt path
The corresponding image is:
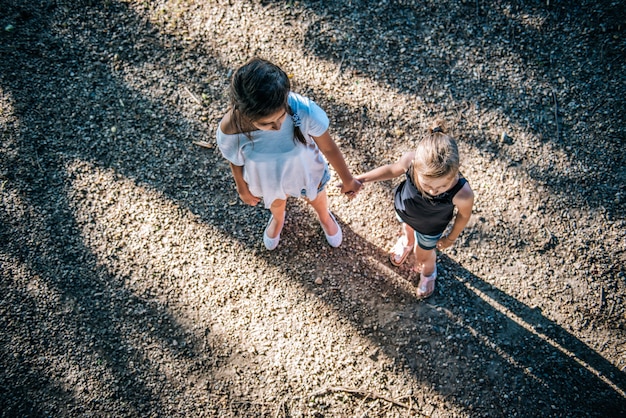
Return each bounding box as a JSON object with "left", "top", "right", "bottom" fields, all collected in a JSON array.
[{"left": 1, "top": 0, "right": 625, "bottom": 416}]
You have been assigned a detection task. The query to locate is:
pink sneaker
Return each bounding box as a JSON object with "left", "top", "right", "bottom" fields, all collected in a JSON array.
[
  {"left": 389, "top": 236, "right": 413, "bottom": 266},
  {"left": 415, "top": 267, "right": 437, "bottom": 299}
]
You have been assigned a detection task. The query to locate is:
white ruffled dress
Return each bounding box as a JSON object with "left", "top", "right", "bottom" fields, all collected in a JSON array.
[{"left": 217, "top": 93, "right": 330, "bottom": 208}]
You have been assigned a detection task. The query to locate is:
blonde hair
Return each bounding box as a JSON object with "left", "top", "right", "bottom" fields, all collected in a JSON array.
[{"left": 411, "top": 121, "right": 460, "bottom": 182}]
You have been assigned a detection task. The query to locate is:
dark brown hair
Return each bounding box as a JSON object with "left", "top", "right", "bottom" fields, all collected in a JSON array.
[{"left": 229, "top": 57, "right": 306, "bottom": 144}]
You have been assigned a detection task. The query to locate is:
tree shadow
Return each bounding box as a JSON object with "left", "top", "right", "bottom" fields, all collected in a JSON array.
[
  {"left": 0, "top": 0, "right": 227, "bottom": 415},
  {"left": 258, "top": 208, "right": 626, "bottom": 415},
  {"left": 291, "top": 0, "right": 626, "bottom": 219},
  {"left": 1, "top": 0, "right": 625, "bottom": 416},
  {"left": 0, "top": 241, "right": 208, "bottom": 416}
]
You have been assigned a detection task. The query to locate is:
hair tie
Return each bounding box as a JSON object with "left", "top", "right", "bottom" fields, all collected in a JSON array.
[
  {"left": 291, "top": 112, "right": 301, "bottom": 128},
  {"left": 432, "top": 127, "right": 443, "bottom": 133}
]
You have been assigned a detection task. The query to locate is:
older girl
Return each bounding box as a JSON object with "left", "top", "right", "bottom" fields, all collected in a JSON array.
[{"left": 217, "top": 58, "right": 362, "bottom": 250}]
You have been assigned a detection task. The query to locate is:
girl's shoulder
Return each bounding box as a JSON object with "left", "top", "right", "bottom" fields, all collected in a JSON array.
[
  {"left": 288, "top": 92, "right": 329, "bottom": 136},
  {"left": 219, "top": 109, "right": 257, "bottom": 136},
  {"left": 398, "top": 151, "right": 415, "bottom": 169},
  {"left": 288, "top": 93, "right": 325, "bottom": 117},
  {"left": 219, "top": 110, "right": 240, "bottom": 135},
  {"left": 288, "top": 92, "right": 310, "bottom": 108},
  {"left": 454, "top": 180, "right": 474, "bottom": 203}
]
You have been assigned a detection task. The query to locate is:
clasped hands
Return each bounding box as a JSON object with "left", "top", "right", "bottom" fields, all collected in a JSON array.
[{"left": 337, "top": 177, "right": 363, "bottom": 200}]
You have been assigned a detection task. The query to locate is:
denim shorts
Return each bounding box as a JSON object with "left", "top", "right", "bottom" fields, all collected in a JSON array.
[
  {"left": 301, "top": 164, "right": 330, "bottom": 197},
  {"left": 414, "top": 231, "right": 442, "bottom": 250},
  {"left": 395, "top": 213, "right": 442, "bottom": 250}
]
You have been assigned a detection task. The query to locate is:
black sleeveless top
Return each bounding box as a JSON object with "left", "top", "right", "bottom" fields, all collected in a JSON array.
[{"left": 394, "top": 169, "right": 467, "bottom": 236}]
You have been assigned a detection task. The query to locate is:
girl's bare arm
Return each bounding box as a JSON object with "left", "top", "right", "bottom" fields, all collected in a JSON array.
[
  {"left": 229, "top": 163, "right": 261, "bottom": 206},
  {"left": 438, "top": 183, "right": 474, "bottom": 248},
  {"left": 356, "top": 152, "right": 413, "bottom": 183},
  {"left": 312, "top": 130, "right": 362, "bottom": 195}
]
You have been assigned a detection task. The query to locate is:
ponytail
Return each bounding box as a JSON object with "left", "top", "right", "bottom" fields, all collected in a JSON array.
[{"left": 288, "top": 106, "right": 306, "bottom": 145}]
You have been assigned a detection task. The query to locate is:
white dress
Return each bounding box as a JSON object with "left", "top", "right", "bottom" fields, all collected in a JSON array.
[{"left": 217, "top": 93, "right": 330, "bottom": 208}]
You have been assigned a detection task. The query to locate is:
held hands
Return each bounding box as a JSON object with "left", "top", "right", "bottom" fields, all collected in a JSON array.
[
  {"left": 436, "top": 235, "right": 455, "bottom": 250},
  {"left": 337, "top": 177, "right": 363, "bottom": 200}
]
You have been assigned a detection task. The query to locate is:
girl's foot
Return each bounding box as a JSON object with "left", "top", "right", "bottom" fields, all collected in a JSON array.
[
  {"left": 263, "top": 215, "right": 281, "bottom": 250},
  {"left": 389, "top": 236, "right": 413, "bottom": 266},
  {"left": 415, "top": 267, "right": 437, "bottom": 299},
  {"left": 321, "top": 211, "right": 342, "bottom": 247}
]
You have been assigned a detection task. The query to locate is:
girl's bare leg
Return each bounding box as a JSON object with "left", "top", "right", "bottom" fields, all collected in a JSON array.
[
  {"left": 306, "top": 190, "right": 338, "bottom": 236},
  {"left": 413, "top": 246, "right": 437, "bottom": 277},
  {"left": 413, "top": 245, "right": 437, "bottom": 298},
  {"left": 266, "top": 198, "right": 287, "bottom": 239},
  {"left": 402, "top": 223, "right": 416, "bottom": 248}
]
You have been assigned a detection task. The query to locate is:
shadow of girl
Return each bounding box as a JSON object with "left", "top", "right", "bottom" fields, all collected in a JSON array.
[{"left": 253, "top": 206, "right": 626, "bottom": 415}]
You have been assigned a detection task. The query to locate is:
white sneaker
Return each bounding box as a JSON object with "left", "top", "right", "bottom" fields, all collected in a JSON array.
[
  {"left": 323, "top": 211, "right": 342, "bottom": 248},
  {"left": 263, "top": 215, "right": 280, "bottom": 250}
]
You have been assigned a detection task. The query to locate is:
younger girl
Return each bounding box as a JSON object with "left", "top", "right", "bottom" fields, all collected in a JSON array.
[
  {"left": 217, "top": 58, "right": 362, "bottom": 250},
  {"left": 355, "top": 123, "right": 474, "bottom": 298}
]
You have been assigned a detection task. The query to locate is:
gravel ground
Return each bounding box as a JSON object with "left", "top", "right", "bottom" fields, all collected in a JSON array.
[{"left": 1, "top": 0, "right": 625, "bottom": 416}]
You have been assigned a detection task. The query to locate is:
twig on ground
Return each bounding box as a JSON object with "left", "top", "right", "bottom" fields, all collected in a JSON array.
[
  {"left": 33, "top": 152, "right": 44, "bottom": 173},
  {"left": 273, "top": 398, "right": 286, "bottom": 418},
  {"left": 310, "top": 386, "right": 422, "bottom": 412},
  {"left": 358, "top": 397, "right": 377, "bottom": 418},
  {"left": 333, "top": 52, "right": 346, "bottom": 81},
  {"left": 357, "top": 106, "right": 364, "bottom": 141},
  {"left": 590, "top": 98, "right": 607, "bottom": 114},
  {"left": 357, "top": 105, "right": 370, "bottom": 142},
  {"left": 599, "top": 286, "right": 605, "bottom": 312},
  {"left": 184, "top": 86, "right": 203, "bottom": 105},
  {"left": 551, "top": 88, "right": 559, "bottom": 141},
  {"left": 193, "top": 141, "right": 213, "bottom": 149}
]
